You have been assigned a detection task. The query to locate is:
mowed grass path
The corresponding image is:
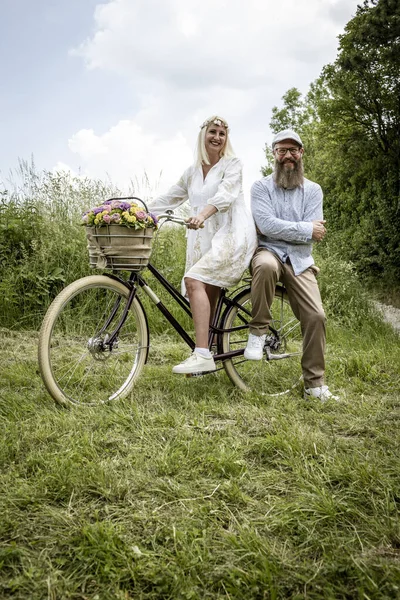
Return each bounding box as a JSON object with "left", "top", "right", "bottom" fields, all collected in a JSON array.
[{"left": 1, "top": 324, "right": 400, "bottom": 599}]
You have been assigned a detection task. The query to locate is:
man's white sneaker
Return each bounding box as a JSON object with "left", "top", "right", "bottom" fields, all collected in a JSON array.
[
  {"left": 244, "top": 333, "right": 266, "bottom": 360},
  {"left": 304, "top": 385, "right": 340, "bottom": 402},
  {"left": 172, "top": 352, "right": 216, "bottom": 374}
]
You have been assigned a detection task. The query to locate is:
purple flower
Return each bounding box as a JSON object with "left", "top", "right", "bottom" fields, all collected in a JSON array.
[
  {"left": 82, "top": 214, "right": 89, "bottom": 224},
  {"left": 93, "top": 206, "right": 105, "bottom": 215},
  {"left": 150, "top": 213, "right": 158, "bottom": 225},
  {"left": 111, "top": 213, "right": 121, "bottom": 223},
  {"left": 106, "top": 200, "right": 120, "bottom": 209},
  {"left": 118, "top": 202, "right": 132, "bottom": 211}
]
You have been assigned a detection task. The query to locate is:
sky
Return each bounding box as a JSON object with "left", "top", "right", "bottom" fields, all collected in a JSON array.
[{"left": 0, "top": 0, "right": 361, "bottom": 199}]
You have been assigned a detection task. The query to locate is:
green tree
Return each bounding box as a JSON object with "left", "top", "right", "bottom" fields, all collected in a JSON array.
[
  {"left": 264, "top": 0, "right": 400, "bottom": 287},
  {"left": 314, "top": 0, "right": 400, "bottom": 283},
  {"left": 262, "top": 88, "right": 317, "bottom": 176},
  {"left": 269, "top": 87, "right": 315, "bottom": 133}
]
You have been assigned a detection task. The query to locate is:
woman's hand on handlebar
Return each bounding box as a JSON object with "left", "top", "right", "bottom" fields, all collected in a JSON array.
[
  {"left": 185, "top": 215, "right": 205, "bottom": 230},
  {"left": 155, "top": 211, "right": 204, "bottom": 229}
]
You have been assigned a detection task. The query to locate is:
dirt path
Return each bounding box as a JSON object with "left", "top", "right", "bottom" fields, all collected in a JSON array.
[{"left": 375, "top": 302, "right": 400, "bottom": 333}]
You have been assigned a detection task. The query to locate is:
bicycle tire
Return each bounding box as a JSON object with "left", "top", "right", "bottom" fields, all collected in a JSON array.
[
  {"left": 38, "top": 275, "right": 149, "bottom": 406},
  {"left": 221, "top": 287, "right": 302, "bottom": 395}
]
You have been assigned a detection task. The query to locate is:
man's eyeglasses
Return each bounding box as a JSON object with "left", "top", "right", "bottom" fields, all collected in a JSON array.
[{"left": 274, "top": 147, "right": 301, "bottom": 156}]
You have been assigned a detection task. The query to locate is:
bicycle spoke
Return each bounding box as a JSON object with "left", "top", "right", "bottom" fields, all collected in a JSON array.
[{"left": 56, "top": 350, "right": 89, "bottom": 384}]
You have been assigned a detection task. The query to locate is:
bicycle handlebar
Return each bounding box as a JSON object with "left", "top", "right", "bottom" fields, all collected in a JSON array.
[
  {"left": 157, "top": 212, "right": 187, "bottom": 226},
  {"left": 157, "top": 211, "right": 204, "bottom": 228}
]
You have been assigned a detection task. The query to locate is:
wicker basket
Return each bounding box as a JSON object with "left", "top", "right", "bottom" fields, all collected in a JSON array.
[{"left": 86, "top": 225, "right": 154, "bottom": 271}]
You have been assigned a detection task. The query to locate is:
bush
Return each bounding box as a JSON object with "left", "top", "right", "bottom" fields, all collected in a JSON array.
[
  {"left": 0, "top": 169, "right": 189, "bottom": 331},
  {"left": 314, "top": 239, "right": 380, "bottom": 330}
]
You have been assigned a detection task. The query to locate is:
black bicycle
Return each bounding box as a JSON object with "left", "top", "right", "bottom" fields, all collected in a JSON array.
[{"left": 38, "top": 204, "right": 302, "bottom": 406}]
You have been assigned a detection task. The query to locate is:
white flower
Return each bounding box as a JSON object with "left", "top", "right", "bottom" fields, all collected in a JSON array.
[{"left": 200, "top": 118, "right": 229, "bottom": 130}]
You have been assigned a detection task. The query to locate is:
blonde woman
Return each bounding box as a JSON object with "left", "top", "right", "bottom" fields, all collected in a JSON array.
[{"left": 149, "top": 116, "right": 257, "bottom": 374}]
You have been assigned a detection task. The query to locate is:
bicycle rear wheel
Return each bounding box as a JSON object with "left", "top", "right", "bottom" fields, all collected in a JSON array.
[
  {"left": 38, "top": 275, "right": 148, "bottom": 406},
  {"left": 222, "top": 287, "right": 302, "bottom": 395}
]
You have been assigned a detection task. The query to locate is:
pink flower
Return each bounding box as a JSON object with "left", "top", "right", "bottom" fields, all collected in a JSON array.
[
  {"left": 103, "top": 214, "right": 111, "bottom": 223},
  {"left": 111, "top": 213, "right": 121, "bottom": 223},
  {"left": 135, "top": 211, "right": 147, "bottom": 220}
]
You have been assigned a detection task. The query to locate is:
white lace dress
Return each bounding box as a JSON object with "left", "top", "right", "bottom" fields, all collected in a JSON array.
[{"left": 149, "top": 157, "right": 257, "bottom": 289}]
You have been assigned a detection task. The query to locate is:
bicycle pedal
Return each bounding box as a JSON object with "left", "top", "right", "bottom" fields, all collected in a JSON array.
[{"left": 185, "top": 372, "right": 205, "bottom": 378}]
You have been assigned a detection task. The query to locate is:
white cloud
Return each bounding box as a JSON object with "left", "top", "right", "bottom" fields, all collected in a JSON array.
[
  {"left": 52, "top": 161, "right": 78, "bottom": 176},
  {"left": 65, "top": 0, "right": 361, "bottom": 197},
  {"left": 73, "top": 0, "right": 350, "bottom": 87},
  {"left": 67, "top": 120, "right": 193, "bottom": 198}
]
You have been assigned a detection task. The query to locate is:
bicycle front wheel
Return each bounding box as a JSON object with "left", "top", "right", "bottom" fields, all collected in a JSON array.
[
  {"left": 222, "top": 287, "right": 302, "bottom": 395},
  {"left": 38, "top": 275, "right": 149, "bottom": 406}
]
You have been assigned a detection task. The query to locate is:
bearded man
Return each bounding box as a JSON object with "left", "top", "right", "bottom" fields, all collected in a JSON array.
[{"left": 244, "top": 129, "right": 339, "bottom": 401}]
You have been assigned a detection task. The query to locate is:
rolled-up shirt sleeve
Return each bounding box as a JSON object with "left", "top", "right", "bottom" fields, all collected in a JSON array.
[
  {"left": 251, "top": 180, "right": 316, "bottom": 243},
  {"left": 208, "top": 158, "right": 242, "bottom": 213},
  {"left": 148, "top": 169, "right": 189, "bottom": 215}
]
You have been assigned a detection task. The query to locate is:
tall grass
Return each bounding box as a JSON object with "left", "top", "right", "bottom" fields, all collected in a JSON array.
[
  {"left": 1, "top": 165, "right": 189, "bottom": 332},
  {"left": 1, "top": 166, "right": 116, "bottom": 328}
]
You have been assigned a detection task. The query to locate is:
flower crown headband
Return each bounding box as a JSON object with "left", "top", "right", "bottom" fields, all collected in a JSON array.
[{"left": 200, "top": 118, "right": 229, "bottom": 130}]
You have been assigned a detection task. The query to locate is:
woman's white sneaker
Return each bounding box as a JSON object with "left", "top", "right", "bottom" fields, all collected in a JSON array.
[
  {"left": 172, "top": 352, "right": 216, "bottom": 374},
  {"left": 244, "top": 333, "right": 266, "bottom": 360},
  {"left": 304, "top": 385, "right": 339, "bottom": 402}
]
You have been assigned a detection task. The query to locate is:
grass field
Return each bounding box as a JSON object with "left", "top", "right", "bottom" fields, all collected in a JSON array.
[{"left": 1, "top": 319, "right": 400, "bottom": 599}]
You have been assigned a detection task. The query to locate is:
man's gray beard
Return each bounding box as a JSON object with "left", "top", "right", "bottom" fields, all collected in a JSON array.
[{"left": 273, "top": 157, "right": 304, "bottom": 189}]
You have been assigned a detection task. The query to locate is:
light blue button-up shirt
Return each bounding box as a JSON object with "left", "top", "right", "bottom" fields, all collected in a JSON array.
[{"left": 251, "top": 174, "right": 323, "bottom": 276}]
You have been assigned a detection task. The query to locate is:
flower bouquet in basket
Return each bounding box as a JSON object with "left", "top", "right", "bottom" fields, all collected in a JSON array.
[{"left": 82, "top": 198, "right": 158, "bottom": 271}]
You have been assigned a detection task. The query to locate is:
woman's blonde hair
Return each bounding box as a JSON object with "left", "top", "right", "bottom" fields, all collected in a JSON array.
[{"left": 195, "top": 115, "right": 235, "bottom": 167}]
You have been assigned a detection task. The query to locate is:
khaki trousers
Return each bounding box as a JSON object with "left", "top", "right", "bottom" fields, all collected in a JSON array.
[{"left": 250, "top": 248, "right": 326, "bottom": 388}]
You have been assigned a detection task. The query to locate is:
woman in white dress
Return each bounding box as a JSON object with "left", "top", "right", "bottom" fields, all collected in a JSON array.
[{"left": 149, "top": 115, "right": 257, "bottom": 374}]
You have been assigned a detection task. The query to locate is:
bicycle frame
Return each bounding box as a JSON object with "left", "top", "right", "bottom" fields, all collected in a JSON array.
[{"left": 103, "top": 263, "right": 250, "bottom": 365}]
